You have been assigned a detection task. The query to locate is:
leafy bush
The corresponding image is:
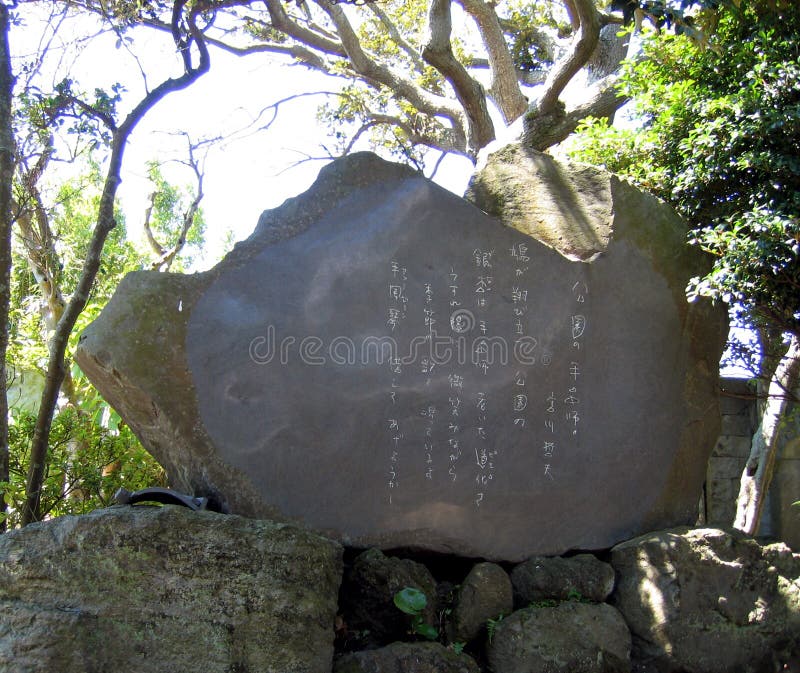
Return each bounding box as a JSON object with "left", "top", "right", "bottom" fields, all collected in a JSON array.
[
  {"left": 569, "top": 1, "right": 800, "bottom": 341},
  {"left": 2, "top": 407, "right": 164, "bottom": 529}
]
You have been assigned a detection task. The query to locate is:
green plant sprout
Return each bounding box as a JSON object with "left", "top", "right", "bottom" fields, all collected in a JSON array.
[
  {"left": 567, "top": 588, "right": 593, "bottom": 603},
  {"left": 486, "top": 614, "right": 504, "bottom": 644},
  {"left": 393, "top": 587, "right": 438, "bottom": 640}
]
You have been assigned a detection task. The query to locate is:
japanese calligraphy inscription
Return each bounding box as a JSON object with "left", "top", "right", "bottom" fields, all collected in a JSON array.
[
  {"left": 182, "top": 154, "right": 721, "bottom": 561},
  {"left": 79, "top": 152, "right": 725, "bottom": 563}
]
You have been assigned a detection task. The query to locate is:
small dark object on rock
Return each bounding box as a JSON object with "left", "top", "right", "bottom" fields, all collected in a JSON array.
[{"left": 114, "top": 487, "right": 225, "bottom": 512}]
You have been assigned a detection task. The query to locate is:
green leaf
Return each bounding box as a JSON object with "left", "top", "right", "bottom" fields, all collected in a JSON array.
[
  {"left": 394, "top": 587, "right": 427, "bottom": 615},
  {"left": 411, "top": 619, "right": 438, "bottom": 641}
]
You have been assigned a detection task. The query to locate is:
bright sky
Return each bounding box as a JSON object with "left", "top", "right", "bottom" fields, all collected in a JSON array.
[{"left": 12, "top": 4, "right": 476, "bottom": 268}]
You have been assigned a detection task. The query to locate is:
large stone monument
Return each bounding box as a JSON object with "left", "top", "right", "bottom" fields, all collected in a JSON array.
[{"left": 75, "top": 150, "right": 727, "bottom": 561}]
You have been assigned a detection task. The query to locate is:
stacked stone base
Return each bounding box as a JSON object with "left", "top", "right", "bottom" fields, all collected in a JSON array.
[{"left": 1, "top": 508, "right": 798, "bottom": 673}]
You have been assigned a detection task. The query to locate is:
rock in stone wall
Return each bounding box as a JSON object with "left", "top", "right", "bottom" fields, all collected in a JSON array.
[
  {"left": 486, "top": 601, "right": 632, "bottom": 673},
  {"left": 334, "top": 642, "right": 481, "bottom": 673},
  {"left": 510, "top": 554, "right": 615, "bottom": 606},
  {"left": 0, "top": 506, "right": 342, "bottom": 673},
  {"left": 76, "top": 150, "right": 727, "bottom": 561},
  {"left": 611, "top": 527, "right": 800, "bottom": 673},
  {"left": 706, "top": 379, "right": 758, "bottom": 527}
]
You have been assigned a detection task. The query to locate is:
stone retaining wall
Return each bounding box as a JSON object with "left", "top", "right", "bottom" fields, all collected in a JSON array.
[{"left": 707, "top": 377, "right": 800, "bottom": 548}]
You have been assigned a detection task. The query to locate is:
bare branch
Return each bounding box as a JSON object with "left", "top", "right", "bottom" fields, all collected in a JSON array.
[
  {"left": 18, "top": 4, "right": 70, "bottom": 92},
  {"left": 426, "top": 150, "right": 447, "bottom": 180},
  {"left": 140, "top": 17, "right": 334, "bottom": 72},
  {"left": 456, "top": 0, "right": 527, "bottom": 124},
  {"left": 343, "top": 112, "right": 467, "bottom": 156},
  {"left": 421, "top": 0, "right": 493, "bottom": 154},
  {"left": 207, "top": 34, "right": 329, "bottom": 70},
  {"left": 142, "top": 191, "right": 165, "bottom": 258},
  {"left": 265, "top": 0, "right": 347, "bottom": 57},
  {"left": 244, "top": 90, "right": 342, "bottom": 139},
  {"left": 152, "top": 136, "right": 206, "bottom": 271},
  {"left": 275, "top": 149, "right": 335, "bottom": 174},
  {"left": 563, "top": 0, "right": 581, "bottom": 31},
  {"left": 537, "top": 0, "right": 600, "bottom": 115},
  {"left": 320, "top": 1, "right": 466, "bottom": 135},
  {"left": 368, "top": 4, "right": 426, "bottom": 74}
]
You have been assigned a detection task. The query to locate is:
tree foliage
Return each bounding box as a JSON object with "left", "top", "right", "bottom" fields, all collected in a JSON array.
[
  {"left": 5, "top": 0, "right": 212, "bottom": 526},
  {"left": 3, "top": 165, "right": 166, "bottom": 529},
  {"left": 3, "top": 408, "right": 165, "bottom": 528},
  {"left": 569, "top": 0, "right": 800, "bottom": 350}
]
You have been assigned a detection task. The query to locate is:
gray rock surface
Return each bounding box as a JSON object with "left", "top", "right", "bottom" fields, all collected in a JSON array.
[
  {"left": 610, "top": 527, "right": 800, "bottom": 673},
  {"left": 450, "top": 562, "right": 513, "bottom": 643},
  {"left": 0, "top": 506, "right": 342, "bottom": 673},
  {"left": 76, "top": 150, "right": 726, "bottom": 561},
  {"left": 511, "top": 554, "right": 615, "bottom": 606},
  {"left": 334, "top": 642, "right": 480, "bottom": 673},
  {"left": 339, "top": 548, "right": 438, "bottom": 648},
  {"left": 487, "top": 601, "right": 632, "bottom": 673}
]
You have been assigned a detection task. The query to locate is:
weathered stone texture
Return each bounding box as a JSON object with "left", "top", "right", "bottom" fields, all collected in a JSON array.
[
  {"left": 487, "top": 601, "right": 632, "bottom": 673},
  {"left": 334, "top": 642, "right": 480, "bottom": 673},
  {"left": 0, "top": 506, "right": 342, "bottom": 673},
  {"left": 76, "top": 150, "right": 727, "bottom": 561},
  {"left": 511, "top": 554, "right": 615, "bottom": 606},
  {"left": 610, "top": 527, "right": 800, "bottom": 673},
  {"left": 449, "top": 562, "right": 513, "bottom": 643}
]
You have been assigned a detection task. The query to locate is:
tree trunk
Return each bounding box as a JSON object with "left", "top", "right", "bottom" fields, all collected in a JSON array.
[
  {"left": 733, "top": 334, "right": 800, "bottom": 535},
  {"left": 0, "top": 4, "right": 14, "bottom": 533}
]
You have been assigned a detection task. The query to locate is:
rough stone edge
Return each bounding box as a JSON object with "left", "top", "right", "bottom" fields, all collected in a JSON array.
[
  {"left": 75, "top": 154, "right": 426, "bottom": 523},
  {"left": 466, "top": 142, "right": 728, "bottom": 536}
]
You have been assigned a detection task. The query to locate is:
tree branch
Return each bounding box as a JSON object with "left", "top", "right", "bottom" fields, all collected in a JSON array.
[
  {"left": 320, "top": 1, "right": 465, "bottom": 134},
  {"left": 344, "top": 113, "right": 467, "bottom": 157},
  {"left": 421, "top": 0, "right": 493, "bottom": 154},
  {"left": 456, "top": 0, "right": 527, "bottom": 124},
  {"left": 65, "top": 95, "right": 117, "bottom": 131},
  {"left": 734, "top": 334, "right": 800, "bottom": 535},
  {"left": 153, "top": 138, "right": 205, "bottom": 271},
  {"left": 142, "top": 191, "right": 165, "bottom": 257},
  {"left": 209, "top": 34, "right": 329, "bottom": 70},
  {"left": 265, "top": 0, "right": 346, "bottom": 57},
  {"left": 367, "top": 4, "right": 426, "bottom": 74},
  {"left": 140, "top": 15, "right": 334, "bottom": 72},
  {"left": 523, "top": 71, "right": 627, "bottom": 150},
  {"left": 563, "top": 0, "right": 581, "bottom": 30},
  {"left": 537, "top": 0, "right": 600, "bottom": 115}
]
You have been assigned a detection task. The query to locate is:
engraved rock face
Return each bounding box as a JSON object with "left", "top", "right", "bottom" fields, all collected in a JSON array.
[{"left": 75, "top": 150, "right": 727, "bottom": 561}]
